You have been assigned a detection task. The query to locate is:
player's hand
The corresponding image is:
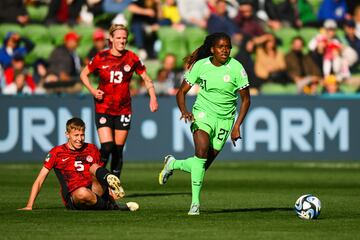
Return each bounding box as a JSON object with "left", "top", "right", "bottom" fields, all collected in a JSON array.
[
  {"left": 93, "top": 89, "right": 104, "bottom": 100},
  {"left": 18, "top": 206, "right": 32, "bottom": 211},
  {"left": 149, "top": 98, "right": 158, "bottom": 112},
  {"left": 180, "top": 111, "right": 194, "bottom": 123},
  {"left": 231, "top": 127, "right": 242, "bottom": 147}
]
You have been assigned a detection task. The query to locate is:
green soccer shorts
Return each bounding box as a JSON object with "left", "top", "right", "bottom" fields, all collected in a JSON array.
[{"left": 191, "top": 110, "right": 234, "bottom": 151}]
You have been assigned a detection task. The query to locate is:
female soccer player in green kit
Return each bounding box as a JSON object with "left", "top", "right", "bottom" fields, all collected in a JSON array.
[{"left": 158, "top": 32, "right": 251, "bottom": 215}]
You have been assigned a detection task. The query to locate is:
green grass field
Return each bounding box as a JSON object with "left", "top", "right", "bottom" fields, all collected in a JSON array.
[{"left": 1, "top": 161, "right": 360, "bottom": 240}]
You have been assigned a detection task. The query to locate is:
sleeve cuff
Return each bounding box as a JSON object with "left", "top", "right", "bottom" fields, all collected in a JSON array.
[{"left": 239, "top": 83, "right": 250, "bottom": 90}]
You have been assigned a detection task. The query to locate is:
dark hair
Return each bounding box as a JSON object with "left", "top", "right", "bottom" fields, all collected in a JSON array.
[
  {"left": 184, "top": 32, "right": 231, "bottom": 69},
  {"left": 291, "top": 36, "right": 305, "bottom": 45}
]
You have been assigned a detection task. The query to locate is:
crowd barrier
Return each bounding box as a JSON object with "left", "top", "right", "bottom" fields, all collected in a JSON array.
[{"left": 0, "top": 94, "right": 359, "bottom": 161}]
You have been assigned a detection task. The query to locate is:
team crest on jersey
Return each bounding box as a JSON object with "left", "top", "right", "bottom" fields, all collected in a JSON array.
[
  {"left": 99, "top": 117, "right": 107, "bottom": 124},
  {"left": 86, "top": 155, "right": 93, "bottom": 163},
  {"left": 223, "top": 74, "right": 230, "bottom": 82},
  {"left": 45, "top": 153, "right": 51, "bottom": 162},
  {"left": 124, "top": 64, "right": 131, "bottom": 72},
  {"left": 198, "top": 112, "right": 205, "bottom": 119}
]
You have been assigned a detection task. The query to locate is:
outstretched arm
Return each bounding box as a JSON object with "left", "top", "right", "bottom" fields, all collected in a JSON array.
[
  {"left": 140, "top": 72, "right": 158, "bottom": 112},
  {"left": 19, "top": 167, "right": 50, "bottom": 210},
  {"left": 231, "top": 87, "right": 251, "bottom": 146},
  {"left": 176, "top": 81, "right": 194, "bottom": 123}
]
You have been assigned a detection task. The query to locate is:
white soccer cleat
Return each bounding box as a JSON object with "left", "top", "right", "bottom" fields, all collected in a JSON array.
[
  {"left": 188, "top": 203, "right": 200, "bottom": 216},
  {"left": 158, "top": 155, "right": 175, "bottom": 185},
  {"left": 126, "top": 202, "right": 140, "bottom": 211},
  {"left": 106, "top": 174, "right": 125, "bottom": 199}
]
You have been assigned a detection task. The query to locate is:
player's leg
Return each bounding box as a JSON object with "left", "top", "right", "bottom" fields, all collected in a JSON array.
[
  {"left": 205, "top": 147, "right": 220, "bottom": 171},
  {"left": 112, "top": 130, "right": 128, "bottom": 178},
  {"left": 90, "top": 167, "right": 139, "bottom": 211},
  {"left": 111, "top": 114, "right": 131, "bottom": 178},
  {"left": 90, "top": 163, "right": 125, "bottom": 199},
  {"left": 71, "top": 187, "right": 111, "bottom": 210},
  {"left": 95, "top": 114, "right": 115, "bottom": 166}
]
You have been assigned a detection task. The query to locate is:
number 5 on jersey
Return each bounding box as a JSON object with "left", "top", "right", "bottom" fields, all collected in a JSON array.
[
  {"left": 110, "top": 70, "right": 123, "bottom": 83},
  {"left": 74, "top": 161, "right": 84, "bottom": 171}
]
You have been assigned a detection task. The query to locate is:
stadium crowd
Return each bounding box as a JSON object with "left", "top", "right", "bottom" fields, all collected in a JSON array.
[{"left": 1, "top": 0, "right": 360, "bottom": 96}]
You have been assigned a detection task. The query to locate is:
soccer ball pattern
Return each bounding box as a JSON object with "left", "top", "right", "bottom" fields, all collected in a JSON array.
[{"left": 294, "top": 194, "right": 321, "bottom": 220}]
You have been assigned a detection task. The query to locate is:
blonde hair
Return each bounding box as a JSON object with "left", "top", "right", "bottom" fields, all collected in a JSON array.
[
  {"left": 108, "top": 24, "right": 129, "bottom": 37},
  {"left": 66, "top": 117, "right": 85, "bottom": 133}
]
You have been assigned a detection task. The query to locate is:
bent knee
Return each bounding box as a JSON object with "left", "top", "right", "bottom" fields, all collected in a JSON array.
[{"left": 72, "top": 188, "right": 96, "bottom": 205}]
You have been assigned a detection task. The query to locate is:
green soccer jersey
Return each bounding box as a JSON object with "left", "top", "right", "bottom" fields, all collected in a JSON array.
[{"left": 184, "top": 57, "right": 249, "bottom": 119}]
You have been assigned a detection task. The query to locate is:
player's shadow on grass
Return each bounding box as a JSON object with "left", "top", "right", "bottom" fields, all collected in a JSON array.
[
  {"left": 205, "top": 207, "right": 293, "bottom": 214},
  {"left": 126, "top": 192, "right": 191, "bottom": 198}
]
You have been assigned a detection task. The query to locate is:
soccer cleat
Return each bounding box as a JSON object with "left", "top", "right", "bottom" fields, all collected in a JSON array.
[
  {"left": 115, "top": 202, "right": 140, "bottom": 211},
  {"left": 158, "top": 155, "right": 175, "bottom": 185},
  {"left": 106, "top": 174, "right": 125, "bottom": 199},
  {"left": 126, "top": 202, "right": 140, "bottom": 211},
  {"left": 188, "top": 203, "right": 200, "bottom": 216}
]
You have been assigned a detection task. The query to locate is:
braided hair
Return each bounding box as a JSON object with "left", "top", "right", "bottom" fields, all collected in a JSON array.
[{"left": 184, "top": 32, "right": 232, "bottom": 69}]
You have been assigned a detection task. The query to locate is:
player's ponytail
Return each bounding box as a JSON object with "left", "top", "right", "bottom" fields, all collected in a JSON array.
[{"left": 184, "top": 32, "right": 231, "bottom": 69}]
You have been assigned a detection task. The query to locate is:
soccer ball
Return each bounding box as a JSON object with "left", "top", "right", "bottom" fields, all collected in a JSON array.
[{"left": 294, "top": 194, "right": 321, "bottom": 220}]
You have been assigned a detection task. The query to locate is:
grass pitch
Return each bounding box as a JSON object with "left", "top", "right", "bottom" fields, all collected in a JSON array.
[{"left": 1, "top": 161, "right": 360, "bottom": 240}]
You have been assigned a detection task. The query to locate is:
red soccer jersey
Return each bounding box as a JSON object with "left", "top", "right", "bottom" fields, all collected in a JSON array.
[
  {"left": 87, "top": 49, "right": 146, "bottom": 115},
  {"left": 43, "top": 143, "right": 103, "bottom": 205}
]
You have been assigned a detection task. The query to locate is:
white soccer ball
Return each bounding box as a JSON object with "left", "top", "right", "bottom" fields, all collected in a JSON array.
[{"left": 294, "top": 194, "right": 321, "bottom": 220}]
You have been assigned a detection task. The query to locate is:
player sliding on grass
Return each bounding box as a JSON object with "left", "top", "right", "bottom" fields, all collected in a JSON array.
[
  {"left": 20, "top": 117, "right": 138, "bottom": 211},
  {"left": 80, "top": 24, "right": 158, "bottom": 179},
  {"left": 159, "top": 32, "right": 251, "bottom": 215}
]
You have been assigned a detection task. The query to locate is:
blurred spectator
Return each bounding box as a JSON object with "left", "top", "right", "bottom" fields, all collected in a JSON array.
[
  {"left": 254, "top": 34, "right": 291, "bottom": 86},
  {"left": 344, "top": 20, "right": 360, "bottom": 71},
  {"left": 0, "top": 0, "right": 29, "bottom": 25},
  {"left": 161, "top": 53, "right": 183, "bottom": 94},
  {"left": 3, "top": 53, "right": 36, "bottom": 92},
  {"left": 32, "top": 59, "right": 49, "bottom": 94},
  {"left": 247, "top": 0, "right": 281, "bottom": 30},
  {"left": 277, "top": 0, "right": 318, "bottom": 28},
  {"left": 0, "top": 65, "right": 4, "bottom": 92},
  {"left": 317, "top": 0, "right": 348, "bottom": 23},
  {"left": 177, "top": 0, "right": 210, "bottom": 29},
  {"left": 0, "top": 32, "right": 35, "bottom": 69},
  {"left": 103, "top": 0, "right": 133, "bottom": 14},
  {"left": 45, "top": 32, "right": 82, "bottom": 94},
  {"left": 85, "top": 28, "right": 108, "bottom": 65},
  {"left": 234, "top": 35, "right": 259, "bottom": 94},
  {"left": 129, "top": 0, "right": 162, "bottom": 59},
  {"left": 207, "top": 0, "right": 242, "bottom": 44},
  {"left": 102, "top": 0, "right": 133, "bottom": 25},
  {"left": 233, "top": 1, "right": 265, "bottom": 38},
  {"left": 322, "top": 74, "right": 340, "bottom": 94},
  {"left": 45, "top": 0, "right": 85, "bottom": 25},
  {"left": 308, "top": 20, "right": 352, "bottom": 82},
  {"left": 2, "top": 73, "right": 33, "bottom": 95},
  {"left": 153, "top": 68, "right": 173, "bottom": 95},
  {"left": 277, "top": 0, "right": 302, "bottom": 28},
  {"left": 161, "top": 0, "right": 185, "bottom": 31},
  {"left": 353, "top": 5, "right": 360, "bottom": 39},
  {"left": 285, "top": 36, "right": 322, "bottom": 94}
]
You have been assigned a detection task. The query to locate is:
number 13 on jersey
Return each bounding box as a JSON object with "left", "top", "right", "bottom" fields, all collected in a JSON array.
[{"left": 110, "top": 70, "right": 123, "bottom": 83}]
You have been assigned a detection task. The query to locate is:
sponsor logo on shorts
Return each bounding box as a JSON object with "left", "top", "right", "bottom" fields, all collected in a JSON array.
[
  {"left": 123, "top": 123, "right": 130, "bottom": 127},
  {"left": 99, "top": 117, "right": 107, "bottom": 124},
  {"left": 86, "top": 156, "right": 93, "bottom": 163},
  {"left": 124, "top": 64, "right": 131, "bottom": 72},
  {"left": 223, "top": 74, "right": 230, "bottom": 82}
]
